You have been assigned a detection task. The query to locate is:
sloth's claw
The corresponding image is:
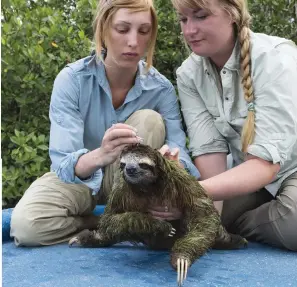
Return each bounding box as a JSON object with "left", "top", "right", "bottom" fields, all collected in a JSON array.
[
  {"left": 177, "top": 258, "right": 188, "bottom": 286},
  {"left": 168, "top": 227, "right": 176, "bottom": 237}
]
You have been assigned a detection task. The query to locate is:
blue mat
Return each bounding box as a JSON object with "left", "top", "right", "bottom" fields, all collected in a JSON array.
[{"left": 2, "top": 207, "right": 297, "bottom": 287}]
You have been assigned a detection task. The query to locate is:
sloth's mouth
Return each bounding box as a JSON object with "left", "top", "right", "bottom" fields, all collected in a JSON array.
[{"left": 124, "top": 173, "right": 139, "bottom": 182}]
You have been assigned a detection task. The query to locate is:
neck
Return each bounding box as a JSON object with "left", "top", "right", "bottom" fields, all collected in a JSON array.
[
  {"left": 104, "top": 57, "right": 138, "bottom": 90},
  {"left": 210, "top": 35, "right": 236, "bottom": 71}
]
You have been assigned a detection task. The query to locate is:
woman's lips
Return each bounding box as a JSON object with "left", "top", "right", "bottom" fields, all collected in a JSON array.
[{"left": 122, "top": 52, "right": 138, "bottom": 57}]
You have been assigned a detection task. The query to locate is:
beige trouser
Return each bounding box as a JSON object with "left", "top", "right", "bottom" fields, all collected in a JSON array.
[
  {"left": 10, "top": 110, "right": 166, "bottom": 246},
  {"left": 221, "top": 171, "right": 297, "bottom": 251}
]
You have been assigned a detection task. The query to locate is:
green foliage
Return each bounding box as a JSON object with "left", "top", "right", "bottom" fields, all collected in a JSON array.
[
  {"left": 1, "top": 0, "right": 296, "bottom": 207},
  {"left": 1, "top": 0, "right": 96, "bottom": 207},
  {"left": 249, "top": 0, "right": 297, "bottom": 44},
  {"left": 154, "top": 0, "right": 189, "bottom": 88}
]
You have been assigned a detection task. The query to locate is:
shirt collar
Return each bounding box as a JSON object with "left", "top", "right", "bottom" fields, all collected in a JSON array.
[{"left": 87, "top": 52, "right": 146, "bottom": 101}]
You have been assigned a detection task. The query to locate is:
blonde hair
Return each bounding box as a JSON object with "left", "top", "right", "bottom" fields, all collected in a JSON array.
[
  {"left": 93, "top": 0, "right": 158, "bottom": 70},
  {"left": 171, "top": 0, "right": 255, "bottom": 153}
]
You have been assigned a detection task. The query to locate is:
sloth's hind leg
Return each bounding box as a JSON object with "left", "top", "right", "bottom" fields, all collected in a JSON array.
[{"left": 213, "top": 225, "right": 248, "bottom": 249}]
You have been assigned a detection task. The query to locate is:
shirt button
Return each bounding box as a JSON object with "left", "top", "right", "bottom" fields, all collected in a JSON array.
[
  {"left": 225, "top": 97, "right": 229, "bottom": 100},
  {"left": 222, "top": 70, "right": 226, "bottom": 74}
]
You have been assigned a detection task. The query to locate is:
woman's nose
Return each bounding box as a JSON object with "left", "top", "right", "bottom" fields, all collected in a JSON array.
[
  {"left": 183, "top": 20, "right": 198, "bottom": 37},
  {"left": 127, "top": 31, "right": 138, "bottom": 48}
]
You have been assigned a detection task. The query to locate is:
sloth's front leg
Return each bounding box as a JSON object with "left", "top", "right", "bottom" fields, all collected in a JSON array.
[
  {"left": 99, "top": 212, "right": 176, "bottom": 239},
  {"left": 69, "top": 212, "right": 175, "bottom": 247},
  {"left": 69, "top": 229, "right": 114, "bottom": 247}
]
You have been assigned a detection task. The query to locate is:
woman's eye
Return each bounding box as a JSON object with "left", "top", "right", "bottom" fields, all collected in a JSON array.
[
  {"left": 179, "top": 17, "right": 187, "bottom": 23},
  {"left": 117, "top": 29, "right": 128, "bottom": 34},
  {"left": 195, "top": 13, "right": 208, "bottom": 20},
  {"left": 139, "top": 30, "right": 150, "bottom": 35}
]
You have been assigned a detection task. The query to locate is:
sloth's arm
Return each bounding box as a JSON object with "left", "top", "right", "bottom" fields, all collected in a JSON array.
[
  {"left": 98, "top": 212, "right": 174, "bottom": 240},
  {"left": 171, "top": 197, "right": 220, "bottom": 266}
]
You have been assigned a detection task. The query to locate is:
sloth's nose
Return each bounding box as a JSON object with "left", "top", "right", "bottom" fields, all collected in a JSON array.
[{"left": 126, "top": 166, "right": 137, "bottom": 175}]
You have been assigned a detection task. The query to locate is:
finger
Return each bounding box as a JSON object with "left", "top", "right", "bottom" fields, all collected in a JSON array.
[
  {"left": 151, "top": 216, "right": 165, "bottom": 221},
  {"left": 148, "top": 210, "right": 176, "bottom": 219},
  {"left": 164, "top": 216, "right": 179, "bottom": 221},
  {"left": 148, "top": 205, "right": 178, "bottom": 212},
  {"left": 107, "top": 129, "right": 137, "bottom": 141},
  {"left": 158, "top": 144, "right": 170, "bottom": 156},
  {"left": 109, "top": 123, "right": 137, "bottom": 133},
  {"left": 110, "top": 136, "right": 143, "bottom": 149},
  {"left": 170, "top": 148, "right": 180, "bottom": 159}
]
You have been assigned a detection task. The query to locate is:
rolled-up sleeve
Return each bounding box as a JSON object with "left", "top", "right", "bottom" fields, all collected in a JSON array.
[
  {"left": 247, "top": 46, "right": 297, "bottom": 167},
  {"left": 157, "top": 84, "right": 200, "bottom": 178},
  {"left": 49, "top": 67, "right": 103, "bottom": 193},
  {"left": 176, "top": 74, "right": 229, "bottom": 157}
]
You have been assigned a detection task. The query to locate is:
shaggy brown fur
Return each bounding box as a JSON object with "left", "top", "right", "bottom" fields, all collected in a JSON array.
[{"left": 69, "top": 144, "right": 247, "bottom": 271}]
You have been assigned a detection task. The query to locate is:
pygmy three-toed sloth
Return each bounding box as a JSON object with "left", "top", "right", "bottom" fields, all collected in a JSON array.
[{"left": 69, "top": 144, "right": 247, "bottom": 286}]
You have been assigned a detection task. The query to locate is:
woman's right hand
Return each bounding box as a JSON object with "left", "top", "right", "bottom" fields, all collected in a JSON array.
[{"left": 96, "top": 123, "right": 143, "bottom": 167}]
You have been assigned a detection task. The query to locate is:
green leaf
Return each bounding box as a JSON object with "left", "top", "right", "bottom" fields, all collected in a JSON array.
[{"left": 37, "top": 145, "right": 48, "bottom": 150}]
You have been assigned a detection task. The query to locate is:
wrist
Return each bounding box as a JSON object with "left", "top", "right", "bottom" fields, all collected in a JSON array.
[{"left": 93, "top": 148, "right": 105, "bottom": 169}]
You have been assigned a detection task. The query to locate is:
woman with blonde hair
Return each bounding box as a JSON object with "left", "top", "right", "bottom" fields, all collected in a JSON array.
[
  {"left": 10, "top": 0, "right": 199, "bottom": 246},
  {"left": 171, "top": 0, "right": 297, "bottom": 250}
]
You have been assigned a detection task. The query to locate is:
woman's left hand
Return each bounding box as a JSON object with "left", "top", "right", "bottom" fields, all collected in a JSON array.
[{"left": 148, "top": 205, "right": 182, "bottom": 221}]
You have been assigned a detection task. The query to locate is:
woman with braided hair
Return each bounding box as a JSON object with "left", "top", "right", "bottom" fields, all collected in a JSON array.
[{"left": 171, "top": 0, "right": 297, "bottom": 250}]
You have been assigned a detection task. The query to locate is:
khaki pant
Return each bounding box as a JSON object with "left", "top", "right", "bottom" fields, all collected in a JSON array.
[
  {"left": 10, "top": 110, "right": 165, "bottom": 246},
  {"left": 221, "top": 171, "right": 297, "bottom": 251}
]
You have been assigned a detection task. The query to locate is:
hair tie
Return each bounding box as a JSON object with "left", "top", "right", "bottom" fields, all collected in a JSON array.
[{"left": 247, "top": 102, "right": 255, "bottom": 112}]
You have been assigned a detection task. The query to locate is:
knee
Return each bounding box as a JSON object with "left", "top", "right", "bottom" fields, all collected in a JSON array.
[
  {"left": 10, "top": 206, "right": 41, "bottom": 246},
  {"left": 275, "top": 191, "right": 297, "bottom": 251},
  {"left": 128, "top": 109, "right": 164, "bottom": 130},
  {"left": 126, "top": 109, "right": 165, "bottom": 148}
]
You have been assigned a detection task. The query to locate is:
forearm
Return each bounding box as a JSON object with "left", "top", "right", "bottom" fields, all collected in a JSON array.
[
  {"left": 74, "top": 148, "right": 104, "bottom": 180},
  {"left": 194, "top": 153, "right": 227, "bottom": 214},
  {"left": 194, "top": 153, "right": 227, "bottom": 180},
  {"left": 200, "top": 158, "right": 280, "bottom": 201}
]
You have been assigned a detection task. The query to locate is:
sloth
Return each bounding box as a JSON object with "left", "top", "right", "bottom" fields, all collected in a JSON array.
[{"left": 69, "top": 144, "right": 247, "bottom": 286}]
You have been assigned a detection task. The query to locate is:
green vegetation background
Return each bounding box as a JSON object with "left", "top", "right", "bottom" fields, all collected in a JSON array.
[{"left": 2, "top": 0, "right": 296, "bottom": 207}]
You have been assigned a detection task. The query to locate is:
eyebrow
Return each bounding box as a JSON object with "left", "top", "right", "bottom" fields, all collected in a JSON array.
[
  {"left": 115, "top": 21, "right": 151, "bottom": 26},
  {"left": 177, "top": 8, "right": 203, "bottom": 17}
]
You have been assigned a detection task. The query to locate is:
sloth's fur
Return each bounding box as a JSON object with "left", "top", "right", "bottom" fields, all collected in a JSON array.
[{"left": 70, "top": 144, "right": 247, "bottom": 269}]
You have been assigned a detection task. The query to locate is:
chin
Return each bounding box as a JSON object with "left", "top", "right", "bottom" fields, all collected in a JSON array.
[
  {"left": 192, "top": 49, "right": 210, "bottom": 57},
  {"left": 189, "top": 44, "right": 211, "bottom": 58}
]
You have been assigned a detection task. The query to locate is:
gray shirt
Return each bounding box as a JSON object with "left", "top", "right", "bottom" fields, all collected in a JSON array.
[{"left": 176, "top": 31, "right": 297, "bottom": 196}]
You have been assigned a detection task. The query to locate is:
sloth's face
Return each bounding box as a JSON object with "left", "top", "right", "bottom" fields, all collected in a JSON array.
[{"left": 119, "top": 152, "right": 158, "bottom": 187}]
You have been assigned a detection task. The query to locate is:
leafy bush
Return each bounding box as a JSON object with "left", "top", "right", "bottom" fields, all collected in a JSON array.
[{"left": 1, "top": 0, "right": 296, "bottom": 207}]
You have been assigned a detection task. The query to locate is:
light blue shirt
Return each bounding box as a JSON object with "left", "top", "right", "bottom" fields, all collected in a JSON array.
[{"left": 49, "top": 54, "right": 200, "bottom": 194}]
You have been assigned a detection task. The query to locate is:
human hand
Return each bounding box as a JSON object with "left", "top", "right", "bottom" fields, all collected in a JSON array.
[
  {"left": 148, "top": 205, "right": 182, "bottom": 221},
  {"left": 96, "top": 123, "right": 142, "bottom": 167},
  {"left": 158, "top": 144, "right": 183, "bottom": 168}
]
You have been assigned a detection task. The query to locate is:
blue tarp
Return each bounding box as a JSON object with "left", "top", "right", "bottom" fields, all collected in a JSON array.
[{"left": 2, "top": 206, "right": 297, "bottom": 287}]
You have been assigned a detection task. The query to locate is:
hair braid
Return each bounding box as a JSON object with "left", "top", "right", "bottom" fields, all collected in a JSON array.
[{"left": 238, "top": 22, "right": 255, "bottom": 153}]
